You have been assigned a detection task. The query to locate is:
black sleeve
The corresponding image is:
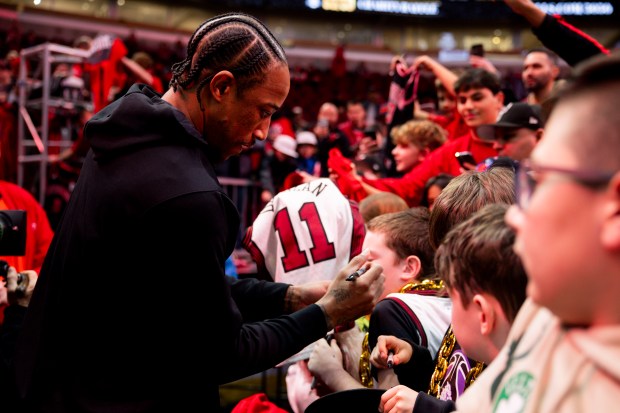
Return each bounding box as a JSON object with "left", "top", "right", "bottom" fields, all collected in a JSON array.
[
  {"left": 142, "top": 192, "right": 329, "bottom": 384},
  {"left": 367, "top": 299, "right": 435, "bottom": 391},
  {"left": 532, "top": 14, "right": 608, "bottom": 67},
  {"left": 1, "top": 305, "right": 28, "bottom": 367},
  {"left": 227, "top": 276, "right": 290, "bottom": 321},
  {"left": 412, "top": 392, "right": 456, "bottom": 413},
  {"left": 0, "top": 305, "right": 27, "bottom": 402}
]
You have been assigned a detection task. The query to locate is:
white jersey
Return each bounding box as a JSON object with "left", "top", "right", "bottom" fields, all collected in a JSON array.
[
  {"left": 386, "top": 291, "right": 452, "bottom": 358},
  {"left": 243, "top": 178, "right": 365, "bottom": 284}
]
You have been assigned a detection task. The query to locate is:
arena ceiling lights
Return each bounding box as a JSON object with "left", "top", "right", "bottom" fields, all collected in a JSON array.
[
  {"left": 304, "top": 0, "right": 614, "bottom": 17},
  {"left": 535, "top": 2, "right": 614, "bottom": 15},
  {"left": 306, "top": 0, "right": 440, "bottom": 15}
]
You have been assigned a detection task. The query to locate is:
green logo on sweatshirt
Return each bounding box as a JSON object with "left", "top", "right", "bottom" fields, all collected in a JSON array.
[{"left": 493, "top": 371, "right": 534, "bottom": 413}]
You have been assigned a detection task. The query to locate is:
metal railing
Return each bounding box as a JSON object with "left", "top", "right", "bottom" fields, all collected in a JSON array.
[
  {"left": 17, "top": 42, "right": 91, "bottom": 204},
  {"left": 218, "top": 176, "right": 264, "bottom": 247}
]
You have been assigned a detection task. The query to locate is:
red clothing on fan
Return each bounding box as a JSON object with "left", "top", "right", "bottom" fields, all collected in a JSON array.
[
  {"left": 115, "top": 67, "right": 164, "bottom": 95},
  {"left": 327, "top": 148, "right": 368, "bottom": 204},
  {"left": 269, "top": 117, "right": 295, "bottom": 140},
  {"left": 429, "top": 109, "right": 469, "bottom": 142},
  {"left": 0, "top": 182, "right": 53, "bottom": 273},
  {"left": 0, "top": 106, "right": 17, "bottom": 182},
  {"left": 84, "top": 35, "right": 128, "bottom": 113},
  {"left": 231, "top": 393, "right": 288, "bottom": 413},
  {"left": 148, "top": 74, "right": 164, "bottom": 94},
  {"left": 0, "top": 181, "right": 54, "bottom": 323},
  {"left": 338, "top": 120, "right": 365, "bottom": 149},
  {"left": 362, "top": 132, "right": 497, "bottom": 206}
]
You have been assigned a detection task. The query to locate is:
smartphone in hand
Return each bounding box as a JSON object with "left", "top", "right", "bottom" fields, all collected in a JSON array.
[
  {"left": 364, "top": 128, "right": 377, "bottom": 141},
  {"left": 455, "top": 151, "right": 476, "bottom": 169},
  {"left": 470, "top": 44, "right": 485, "bottom": 58}
]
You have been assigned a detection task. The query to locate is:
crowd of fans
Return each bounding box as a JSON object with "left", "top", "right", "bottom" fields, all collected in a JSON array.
[{"left": 0, "top": 1, "right": 617, "bottom": 411}]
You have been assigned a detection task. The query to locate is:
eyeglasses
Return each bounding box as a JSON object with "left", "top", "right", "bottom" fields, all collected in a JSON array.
[{"left": 515, "top": 159, "right": 615, "bottom": 209}]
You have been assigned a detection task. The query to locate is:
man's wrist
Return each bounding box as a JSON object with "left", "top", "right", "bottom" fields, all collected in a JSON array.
[
  {"left": 316, "top": 303, "right": 333, "bottom": 330},
  {"left": 284, "top": 285, "right": 299, "bottom": 313}
]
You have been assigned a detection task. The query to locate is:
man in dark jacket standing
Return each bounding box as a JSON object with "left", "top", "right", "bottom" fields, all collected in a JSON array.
[{"left": 10, "top": 13, "right": 384, "bottom": 413}]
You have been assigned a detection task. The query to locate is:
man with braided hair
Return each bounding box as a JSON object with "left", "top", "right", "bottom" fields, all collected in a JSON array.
[{"left": 9, "top": 13, "right": 384, "bottom": 412}]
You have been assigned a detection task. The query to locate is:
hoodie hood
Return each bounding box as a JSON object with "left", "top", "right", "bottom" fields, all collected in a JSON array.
[
  {"left": 85, "top": 84, "right": 208, "bottom": 161},
  {"left": 568, "top": 324, "right": 620, "bottom": 381}
]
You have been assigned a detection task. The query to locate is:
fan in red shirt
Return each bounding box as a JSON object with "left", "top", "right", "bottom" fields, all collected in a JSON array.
[
  {"left": 331, "top": 68, "right": 503, "bottom": 206},
  {"left": 0, "top": 181, "right": 54, "bottom": 324}
]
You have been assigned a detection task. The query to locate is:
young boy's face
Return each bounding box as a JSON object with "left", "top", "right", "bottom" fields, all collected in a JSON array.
[
  {"left": 362, "top": 230, "right": 411, "bottom": 301},
  {"left": 437, "top": 89, "right": 456, "bottom": 114},
  {"left": 425, "top": 184, "right": 443, "bottom": 211},
  {"left": 297, "top": 144, "right": 317, "bottom": 159},
  {"left": 391, "top": 142, "right": 423, "bottom": 173},
  {"left": 457, "top": 87, "right": 503, "bottom": 130},
  {"left": 448, "top": 286, "right": 489, "bottom": 364}
]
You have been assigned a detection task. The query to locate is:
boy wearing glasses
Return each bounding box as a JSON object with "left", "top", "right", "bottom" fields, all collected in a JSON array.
[{"left": 455, "top": 53, "right": 620, "bottom": 412}]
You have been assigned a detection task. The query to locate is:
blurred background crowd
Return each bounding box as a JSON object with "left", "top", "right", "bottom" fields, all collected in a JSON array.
[{"left": 0, "top": 0, "right": 618, "bottom": 411}]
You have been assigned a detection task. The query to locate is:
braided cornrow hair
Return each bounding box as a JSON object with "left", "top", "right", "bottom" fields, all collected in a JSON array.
[{"left": 170, "top": 12, "right": 288, "bottom": 109}]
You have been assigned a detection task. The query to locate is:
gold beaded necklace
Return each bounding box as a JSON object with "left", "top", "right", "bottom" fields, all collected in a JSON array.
[
  {"left": 358, "top": 279, "right": 445, "bottom": 387},
  {"left": 359, "top": 333, "right": 374, "bottom": 387},
  {"left": 427, "top": 325, "right": 485, "bottom": 398}
]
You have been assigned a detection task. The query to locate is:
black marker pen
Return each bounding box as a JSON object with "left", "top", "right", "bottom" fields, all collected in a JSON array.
[{"left": 346, "top": 266, "right": 367, "bottom": 281}]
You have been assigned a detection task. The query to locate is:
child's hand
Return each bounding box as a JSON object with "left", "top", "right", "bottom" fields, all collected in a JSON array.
[
  {"left": 370, "top": 335, "right": 413, "bottom": 369},
  {"left": 378, "top": 385, "right": 420, "bottom": 413}
]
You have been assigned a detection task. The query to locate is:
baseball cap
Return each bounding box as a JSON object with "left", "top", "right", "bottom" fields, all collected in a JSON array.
[
  {"left": 477, "top": 102, "right": 544, "bottom": 141},
  {"left": 272, "top": 134, "right": 298, "bottom": 158},
  {"left": 296, "top": 131, "right": 318, "bottom": 146}
]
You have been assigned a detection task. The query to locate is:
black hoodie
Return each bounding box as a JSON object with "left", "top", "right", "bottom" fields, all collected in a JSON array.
[{"left": 12, "top": 84, "right": 328, "bottom": 412}]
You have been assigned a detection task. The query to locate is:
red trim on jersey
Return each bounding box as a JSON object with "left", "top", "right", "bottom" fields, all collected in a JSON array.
[{"left": 388, "top": 296, "right": 428, "bottom": 348}]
